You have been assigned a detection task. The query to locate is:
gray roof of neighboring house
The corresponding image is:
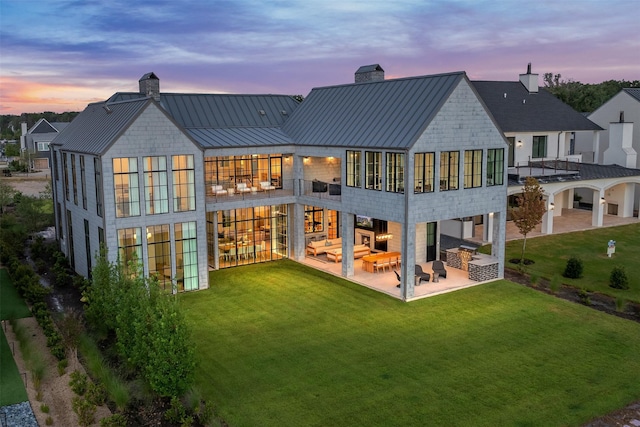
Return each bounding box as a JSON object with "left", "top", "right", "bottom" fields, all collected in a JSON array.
[
  {"left": 623, "top": 88, "right": 640, "bottom": 102},
  {"left": 472, "top": 81, "right": 603, "bottom": 133},
  {"left": 508, "top": 161, "right": 640, "bottom": 186},
  {"left": 52, "top": 99, "right": 150, "bottom": 154},
  {"left": 283, "top": 71, "right": 465, "bottom": 149}
]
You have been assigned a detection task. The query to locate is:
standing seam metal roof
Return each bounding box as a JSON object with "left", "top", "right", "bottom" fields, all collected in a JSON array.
[
  {"left": 623, "top": 88, "right": 640, "bottom": 103},
  {"left": 282, "top": 72, "right": 465, "bottom": 149}
]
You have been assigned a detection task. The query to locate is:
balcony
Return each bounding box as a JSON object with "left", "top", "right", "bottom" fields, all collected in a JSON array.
[
  {"left": 301, "top": 179, "right": 341, "bottom": 201},
  {"left": 207, "top": 179, "right": 294, "bottom": 202}
]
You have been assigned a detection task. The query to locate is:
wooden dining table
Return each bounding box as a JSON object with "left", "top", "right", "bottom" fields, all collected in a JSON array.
[{"left": 361, "top": 251, "right": 401, "bottom": 273}]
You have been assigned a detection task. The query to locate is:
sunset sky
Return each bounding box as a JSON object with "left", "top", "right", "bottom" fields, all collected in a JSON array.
[{"left": 1, "top": 0, "right": 638, "bottom": 115}]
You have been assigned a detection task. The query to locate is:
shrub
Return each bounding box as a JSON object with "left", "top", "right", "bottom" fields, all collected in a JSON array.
[
  {"left": 69, "top": 370, "right": 89, "bottom": 396},
  {"left": 549, "top": 275, "right": 561, "bottom": 294},
  {"left": 40, "top": 404, "right": 50, "bottom": 413},
  {"left": 563, "top": 256, "right": 583, "bottom": 279},
  {"left": 615, "top": 296, "right": 627, "bottom": 313},
  {"left": 45, "top": 416, "right": 53, "bottom": 425},
  {"left": 58, "top": 359, "right": 69, "bottom": 376},
  {"left": 610, "top": 266, "right": 629, "bottom": 290},
  {"left": 165, "top": 396, "right": 187, "bottom": 424},
  {"left": 578, "top": 289, "right": 591, "bottom": 306},
  {"left": 100, "top": 414, "right": 127, "bottom": 427},
  {"left": 86, "top": 381, "right": 107, "bottom": 406},
  {"left": 72, "top": 396, "right": 96, "bottom": 427}
]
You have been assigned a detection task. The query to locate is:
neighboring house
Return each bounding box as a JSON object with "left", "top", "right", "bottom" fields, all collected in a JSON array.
[
  {"left": 20, "top": 119, "right": 69, "bottom": 170},
  {"left": 576, "top": 88, "right": 640, "bottom": 210},
  {"left": 473, "top": 65, "right": 640, "bottom": 235},
  {"left": 51, "top": 67, "right": 508, "bottom": 301}
]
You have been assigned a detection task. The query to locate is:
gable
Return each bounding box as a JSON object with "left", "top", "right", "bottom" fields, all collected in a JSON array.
[{"left": 31, "top": 119, "right": 57, "bottom": 134}]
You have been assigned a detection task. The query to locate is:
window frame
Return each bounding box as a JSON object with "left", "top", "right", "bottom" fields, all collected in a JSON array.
[
  {"left": 414, "top": 152, "right": 435, "bottom": 193},
  {"left": 346, "top": 150, "right": 361, "bottom": 187},
  {"left": 532, "top": 135, "right": 547, "bottom": 158},
  {"left": 365, "top": 151, "right": 382, "bottom": 190},
  {"left": 439, "top": 151, "right": 459, "bottom": 191},
  {"left": 487, "top": 148, "right": 505, "bottom": 186},
  {"left": 463, "top": 149, "right": 483, "bottom": 189},
  {"left": 385, "top": 152, "right": 405, "bottom": 194}
]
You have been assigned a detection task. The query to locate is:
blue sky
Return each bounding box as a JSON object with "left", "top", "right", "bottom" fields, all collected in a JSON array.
[{"left": 1, "top": 0, "right": 638, "bottom": 114}]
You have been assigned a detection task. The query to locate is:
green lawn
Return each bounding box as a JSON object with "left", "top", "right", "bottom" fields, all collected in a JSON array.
[
  {"left": 504, "top": 223, "right": 640, "bottom": 302},
  {"left": 181, "top": 260, "right": 640, "bottom": 427},
  {"left": 0, "top": 268, "right": 32, "bottom": 320},
  {"left": 0, "top": 268, "right": 30, "bottom": 406}
]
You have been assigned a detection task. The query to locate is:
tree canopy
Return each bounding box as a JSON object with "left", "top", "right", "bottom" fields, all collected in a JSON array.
[{"left": 543, "top": 73, "right": 640, "bottom": 113}]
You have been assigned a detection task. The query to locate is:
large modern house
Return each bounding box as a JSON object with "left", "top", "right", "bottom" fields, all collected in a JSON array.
[
  {"left": 473, "top": 66, "right": 640, "bottom": 236},
  {"left": 51, "top": 67, "right": 508, "bottom": 301}
]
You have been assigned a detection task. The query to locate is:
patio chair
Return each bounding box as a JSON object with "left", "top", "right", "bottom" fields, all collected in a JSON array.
[
  {"left": 394, "top": 270, "right": 401, "bottom": 288},
  {"left": 414, "top": 265, "right": 430, "bottom": 285},
  {"left": 432, "top": 260, "right": 447, "bottom": 279}
]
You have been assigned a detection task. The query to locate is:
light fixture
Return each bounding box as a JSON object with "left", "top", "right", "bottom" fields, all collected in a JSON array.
[
  {"left": 303, "top": 156, "right": 310, "bottom": 164},
  {"left": 600, "top": 197, "right": 606, "bottom": 205},
  {"left": 549, "top": 202, "right": 555, "bottom": 211},
  {"left": 375, "top": 233, "right": 393, "bottom": 241},
  {"left": 516, "top": 140, "right": 523, "bottom": 148}
]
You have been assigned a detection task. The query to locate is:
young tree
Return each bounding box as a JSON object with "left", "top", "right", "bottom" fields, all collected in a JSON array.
[
  {"left": 511, "top": 177, "right": 547, "bottom": 264},
  {"left": 0, "top": 180, "right": 17, "bottom": 214}
]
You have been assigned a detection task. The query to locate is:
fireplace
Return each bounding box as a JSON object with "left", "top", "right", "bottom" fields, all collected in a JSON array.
[{"left": 355, "top": 229, "right": 375, "bottom": 248}]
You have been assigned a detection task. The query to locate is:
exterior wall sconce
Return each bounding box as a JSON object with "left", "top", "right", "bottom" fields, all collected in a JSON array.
[
  {"left": 600, "top": 197, "right": 606, "bottom": 205},
  {"left": 303, "top": 157, "right": 310, "bottom": 164},
  {"left": 516, "top": 140, "right": 523, "bottom": 148},
  {"left": 549, "top": 202, "right": 555, "bottom": 210},
  {"left": 327, "top": 156, "right": 334, "bottom": 164}
]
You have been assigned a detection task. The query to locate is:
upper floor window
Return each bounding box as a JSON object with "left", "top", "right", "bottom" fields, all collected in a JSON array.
[
  {"left": 463, "top": 150, "right": 482, "bottom": 189},
  {"left": 63, "top": 154, "right": 69, "bottom": 201},
  {"left": 52, "top": 150, "right": 59, "bottom": 181},
  {"left": 113, "top": 157, "right": 140, "bottom": 218},
  {"left": 172, "top": 155, "right": 195, "bottom": 212},
  {"left": 346, "top": 150, "right": 361, "bottom": 187},
  {"left": 532, "top": 136, "right": 547, "bottom": 158},
  {"left": 71, "top": 154, "right": 78, "bottom": 205},
  {"left": 365, "top": 151, "right": 382, "bottom": 190},
  {"left": 386, "top": 152, "right": 404, "bottom": 193},
  {"left": 37, "top": 142, "right": 50, "bottom": 152},
  {"left": 94, "top": 158, "right": 103, "bottom": 217},
  {"left": 143, "top": 156, "right": 169, "bottom": 215},
  {"left": 487, "top": 148, "right": 504, "bottom": 186},
  {"left": 80, "top": 155, "right": 87, "bottom": 209},
  {"left": 414, "top": 152, "right": 435, "bottom": 193},
  {"left": 439, "top": 151, "right": 459, "bottom": 191}
]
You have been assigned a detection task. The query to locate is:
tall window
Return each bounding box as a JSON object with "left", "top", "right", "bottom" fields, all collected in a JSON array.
[
  {"left": 414, "top": 152, "right": 435, "bottom": 193},
  {"left": 346, "top": 150, "right": 361, "bottom": 187},
  {"left": 143, "top": 156, "right": 169, "bottom": 215},
  {"left": 80, "top": 156, "right": 87, "bottom": 209},
  {"left": 57, "top": 203, "right": 63, "bottom": 240},
  {"left": 147, "top": 224, "right": 171, "bottom": 290},
  {"left": 532, "top": 135, "right": 547, "bottom": 158},
  {"left": 84, "top": 219, "right": 91, "bottom": 276},
  {"left": 464, "top": 150, "right": 482, "bottom": 189},
  {"left": 172, "top": 155, "right": 195, "bottom": 212},
  {"left": 439, "top": 151, "right": 459, "bottom": 191},
  {"left": 365, "top": 151, "right": 382, "bottom": 190},
  {"left": 113, "top": 158, "right": 140, "bottom": 218},
  {"left": 175, "top": 222, "right": 199, "bottom": 292},
  {"left": 487, "top": 148, "right": 504, "bottom": 186},
  {"left": 117, "top": 227, "right": 142, "bottom": 272},
  {"left": 305, "top": 206, "right": 324, "bottom": 233},
  {"left": 386, "top": 152, "right": 404, "bottom": 193},
  {"left": 63, "top": 154, "right": 69, "bottom": 201},
  {"left": 71, "top": 154, "right": 78, "bottom": 205},
  {"left": 66, "top": 209, "right": 75, "bottom": 268},
  {"left": 94, "top": 158, "right": 103, "bottom": 217},
  {"left": 53, "top": 150, "right": 59, "bottom": 181}
]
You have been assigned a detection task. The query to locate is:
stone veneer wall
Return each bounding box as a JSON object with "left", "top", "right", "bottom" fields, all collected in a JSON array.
[
  {"left": 446, "top": 249, "right": 462, "bottom": 269},
  {"left": 468, "top": 262, "right": 499, "bottom": 282}
]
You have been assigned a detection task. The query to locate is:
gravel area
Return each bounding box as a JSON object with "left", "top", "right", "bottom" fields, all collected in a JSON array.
[{"left": 0, "top": 402, "right": 38, "bottom": 427}]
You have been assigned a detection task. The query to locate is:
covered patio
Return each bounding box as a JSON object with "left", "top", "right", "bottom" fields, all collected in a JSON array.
[{"left": 299, "top": 255, "right": 491, "bottom": 302}]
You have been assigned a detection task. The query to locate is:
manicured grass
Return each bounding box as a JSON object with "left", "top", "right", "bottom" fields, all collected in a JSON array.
[
  {"left": 504, "top": 223, "right": 640, "bottom": 302},
  {"left": 0, "top": 328, "right": 28, "bottom": 406},
  {"left": 0, "top": 268, "right": 32, "bottom": 320},
  {"left": 181, "top": 260, "right": 640, "bottom": 427}
]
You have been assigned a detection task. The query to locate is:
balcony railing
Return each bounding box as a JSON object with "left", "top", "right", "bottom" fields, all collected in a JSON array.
[
  {"left": 301, "top": 179, "right": 342, "bottom": 201},
  {"left": 207, "top": 179, "right": 294, "bottom": 201}
]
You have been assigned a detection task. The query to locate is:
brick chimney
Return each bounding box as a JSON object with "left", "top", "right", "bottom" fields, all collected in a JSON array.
[
  {"left": 519, "top": 63, "right": 538, "bottom": 93},
  {"left": 355, "top": 64, "right": 385, "bottom": 83},
  {"left": 139, "top": 72, "right": 160, "bottom": 101}
]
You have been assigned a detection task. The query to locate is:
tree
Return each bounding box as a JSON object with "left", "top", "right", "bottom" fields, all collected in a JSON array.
[
  {"left": 511, "top": 177, "right": 547, "bottom": 264},
  {"left": 0, "top": 180, "right": 17, "bottom": 214}
]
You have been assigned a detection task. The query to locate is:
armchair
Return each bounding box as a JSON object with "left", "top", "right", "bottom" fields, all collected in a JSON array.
[
  {"left": 414, "top": 265, "right": 430, "bottom": 285},
  {"left": 432, "top": 260, "right": 447, "bottom": 279}
]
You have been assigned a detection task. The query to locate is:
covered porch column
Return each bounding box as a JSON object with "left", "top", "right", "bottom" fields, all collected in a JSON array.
[
  {"left": 592, "top": 189, "right": 605, "bottom": 227},
  {"left": 341, "top": 212, "right": 355, "bottom": 278},
  {"left": 292, "top": 203, "right": 306, "bottom": 261},
  {"left": 622, "top": 183, "right": 635, "bottom": 218},
  {"left": 211, "top": 211, "right": 220, "bottom": 270},
  {"left": 483, "top": 213, "right": 494, "bottom": 243},
  {"left": 541, "top": 194, "right": 555, "bottom": 235},
  {"left": 400, "top": 221, "right": 416, "bottom": 300}
]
